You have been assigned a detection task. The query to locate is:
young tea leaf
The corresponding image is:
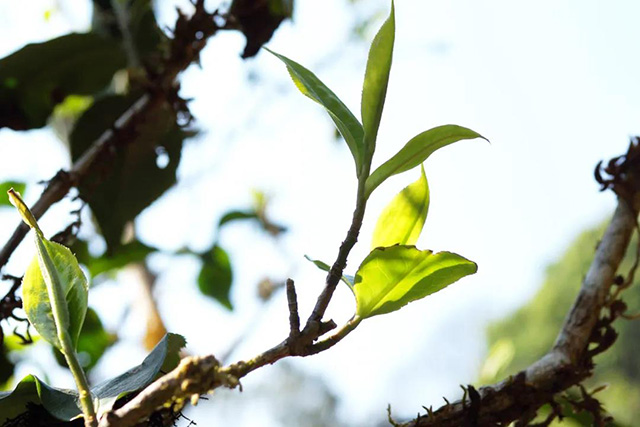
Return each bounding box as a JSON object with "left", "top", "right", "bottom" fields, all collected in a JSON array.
[
  {"left": 304, "top": 255, "right": 355, "bottom": 292},
  {"left": 365, "top": 124, "right": 486, "bottom": 198},
  {"left": 22, "top": 237, "right": 89, "bottom": 350},
  {"left": 354, "top": 245, "right": 476, "bottom": 318},
  {"left": 371, "top": 165, "right": 429, "bottom": 249},
  {"left": 361, "top": 1, "right": 395, "bottom": 159},
  {"left": 266, "top": 49, "right": 365, "bottom": 175},
  {"left": 8, "top": 189, "right": 88, "bottom": 350}
]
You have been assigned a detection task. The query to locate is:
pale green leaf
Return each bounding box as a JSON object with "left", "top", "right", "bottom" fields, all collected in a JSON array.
[
  {"left": 371, "top": 165, "right": 428, "bottom": 249},
  {"left": 266, "top": 48, "right": 364, "bottom": 174},
  {"left": 304, "top": 255, "right": 355, "bottom": 291},
  {"left": 22, "top": 238, "right": 88, "bottom": 350},
  {"left": 361, "top": 1, "right": 395, "bottom": 158},
  {"left": 365, "top": 124, "right": 486, "bottom": 198},
  {"left": 354, "top": 245, "right": 476, "bottom": 318}
]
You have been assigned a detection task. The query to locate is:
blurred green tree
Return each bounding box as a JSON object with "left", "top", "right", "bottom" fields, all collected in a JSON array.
[{"left": 483, "top": 222, "right": 640, "bottom": 426}]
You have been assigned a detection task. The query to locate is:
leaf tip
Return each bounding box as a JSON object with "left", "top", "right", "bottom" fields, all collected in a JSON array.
[{"left": 7, "top": 188, "right": 41, "bottom": 233}]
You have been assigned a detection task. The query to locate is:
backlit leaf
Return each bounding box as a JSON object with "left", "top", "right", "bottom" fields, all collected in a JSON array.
[
  {"left": 354, "top": 245, "right": 476, "bottom": 318},
  {"left": 22, "top": 238, "right": 89, "bottom": 350},
  {"left": 371, "top": 165, "right": 428, "bottom": 249},
  {"left": 267, "top": 49, "right": 365, "bottom": 175},
  {"left": 361, "top": 1, "right": 395, "bottom": 158},
  {"left": 365, "top": 124, "right": 486, "bottom": 198}
]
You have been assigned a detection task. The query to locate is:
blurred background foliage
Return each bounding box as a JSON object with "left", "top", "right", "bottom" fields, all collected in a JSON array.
[{"left": 482, "top": 222, "right": 640, "bottom": 426}]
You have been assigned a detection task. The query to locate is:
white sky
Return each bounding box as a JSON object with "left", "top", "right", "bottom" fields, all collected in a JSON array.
[{"left": 1, "top": 0, "right": 639, "bottom": 425}]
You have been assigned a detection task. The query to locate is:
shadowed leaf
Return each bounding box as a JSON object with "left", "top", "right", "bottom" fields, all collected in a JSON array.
[
  {"left": 198, "top": 245, "right": 233, "bottom": 309},
  {"left": 70, "top": 95, "right": 191, "bottom": 254},
  {"left": 0, "top": 33, "right": 126, "bottom": 130}
]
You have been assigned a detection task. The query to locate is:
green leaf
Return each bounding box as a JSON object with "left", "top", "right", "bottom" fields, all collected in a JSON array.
[
  {"left": 304, "top": 255, "right": 355, "bottom": 292},
  {"left": 371, "top": 165, "right": 428, "bottom": 249},
  {"left": 354, "top": 245, "right": 477, "bottom": 318},
  {"left": 219, "top": 210, "right": 260, "bottom": 228},
  {"left": 22, "top": 238, "right": 89, "bottom": 350},
  {"left": 91, "top": 333, "right": 186, "bottom": 415},
  {"left": 198, "top": 245, "right": 233, "bottom": 309},
  {"left": 0, "top": 181, "right": 25, "bottom": 207},
  {"left": 72, "top": 240, "right": 157, "bottom": 279},
  {"left": 0, "top": 334, "right": 186, "bottom": 422},
  {"left": 54, "top": 308, "right": 116, "bottom": 371},
  {"left": 365, "top": 124, "right": 486, "bottom": 198},
  {"left": 0, "top": 33, "right": 126, "bottom": 130},
  {"left": 267, "top": 49, "right": 365, "bottom": 174},
  {"left": 0, "top": 375, "right": 81, "bottom": 423},
  {"left": 71, "top": 95, "right": 190, "bottom": 254},
  {"left": 361, "top": 1, "right": 395, "bottom": 158}
]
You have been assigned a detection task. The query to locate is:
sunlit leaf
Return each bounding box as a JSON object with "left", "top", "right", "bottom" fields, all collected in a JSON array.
[
  {"left": 0, "top": 33, "right": 126, "bottom": 130},
  {"left": 365, "top": 125, "right": 486, "bottom": 198},
  {"left": 9, "top": 186, "right": 87, "bottom": 352},
  {"left": 22, "top": 238, "right": 88, "bottom": 351},
  {"left": 354, "top": 245, "right": 476, "bottom": 318},
  {"left": 304, "top": 255, "right": 355, "bottom": 292},
  {"left": 267, "top": 49, "right": 365, "bottom": 174},
  {"left": 371, "top": 165, "right": 428, "bottom": 249},
  {"left": 198, "top": 245, "right": 233, "bottom": 309},
  {"left": 361, "top": 1, "right": 395, "bottom": 158}
]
